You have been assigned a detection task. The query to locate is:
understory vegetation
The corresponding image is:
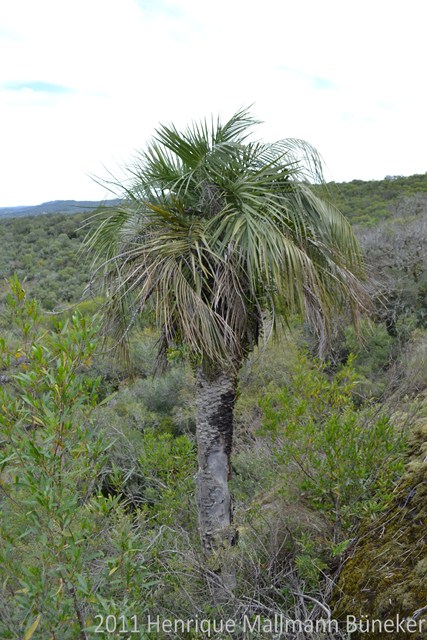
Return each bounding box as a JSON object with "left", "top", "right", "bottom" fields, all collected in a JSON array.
[{"left": 0, "top": 174, "right": 426, "bottom": 638}]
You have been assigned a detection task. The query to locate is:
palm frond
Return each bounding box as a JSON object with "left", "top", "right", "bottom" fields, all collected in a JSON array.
[{"left": 85, "top": 108, "right": 368, "bottom": 370}]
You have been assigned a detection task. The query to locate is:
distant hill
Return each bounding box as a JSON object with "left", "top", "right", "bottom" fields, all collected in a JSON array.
[
  {"left": 0, "top": 199, "right": 122, "bottom": 219},
  {"left": 2, "top": 173, "right": 426, "bottom": 223}
]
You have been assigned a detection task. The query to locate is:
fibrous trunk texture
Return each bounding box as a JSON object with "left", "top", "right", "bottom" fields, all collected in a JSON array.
[{"left": 195, "top": 369, "right": 237, "bottom": 592}]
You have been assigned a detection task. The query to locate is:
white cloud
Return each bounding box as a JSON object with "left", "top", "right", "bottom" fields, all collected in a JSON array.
[{"left": 0, "top": 0, "right": 425, "bottom": 205}]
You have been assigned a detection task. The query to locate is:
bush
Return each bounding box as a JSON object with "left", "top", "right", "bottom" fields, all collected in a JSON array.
[
  {"left": 0, "top": 282, "right": 158, "bottom": 638},
  {"left": 259, "top": 354, "right": 407, "bottom": 537}
]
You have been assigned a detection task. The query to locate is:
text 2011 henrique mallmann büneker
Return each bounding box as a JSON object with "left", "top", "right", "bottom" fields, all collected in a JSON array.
[{"left": 94, "top": 613, "right": 426, "bottom": 635}]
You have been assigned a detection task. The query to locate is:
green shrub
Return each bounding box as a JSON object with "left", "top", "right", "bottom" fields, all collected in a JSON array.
[
  {"left": 259, "top": 354, "right": 406, "bottom": 536},
  {"left": 0, "top": 281, "right": 158, "bottom": 638},
  {"left": 138, "top": 430, "right": 196, "bottom": 527},
  {"left": 342, "top": 320, "right": 395, "bottom": 398}
]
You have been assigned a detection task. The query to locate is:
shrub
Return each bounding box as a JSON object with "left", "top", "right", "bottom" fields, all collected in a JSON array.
[
  {"left": 0, "top": 281, "right": 158, "bottom": 638},
  {"left": 259, "top": 354, "right": 407, "bottom": 537}
]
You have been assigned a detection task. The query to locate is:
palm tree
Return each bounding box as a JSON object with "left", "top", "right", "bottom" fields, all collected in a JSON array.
[{"left": 86, "top": 108, "right": 366, "bottom": 584}]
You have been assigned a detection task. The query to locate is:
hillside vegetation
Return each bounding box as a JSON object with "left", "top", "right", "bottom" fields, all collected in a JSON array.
[
  {"left": 0, "top": 174, "right": 426, "bottom": 638},
  {"left": 320, "top": 173, "right": 427, "bottom": 225}
]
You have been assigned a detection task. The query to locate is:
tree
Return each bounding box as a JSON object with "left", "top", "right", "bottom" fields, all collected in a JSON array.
[{"left": 85, "top": 108, "right": 367, "bottom": 591}]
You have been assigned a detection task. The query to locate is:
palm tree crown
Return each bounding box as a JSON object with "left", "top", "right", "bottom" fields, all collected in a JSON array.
[{"left": 86, "top": 108, "right": 366, "bottom": 370}]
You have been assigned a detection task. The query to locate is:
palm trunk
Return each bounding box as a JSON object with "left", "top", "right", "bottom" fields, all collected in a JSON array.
[{"left": 195, "top": 368, "right": 238, "bottom": 591}]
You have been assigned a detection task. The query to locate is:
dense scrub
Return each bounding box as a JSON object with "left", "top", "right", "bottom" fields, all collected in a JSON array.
[
  {"left": 0, "top": 280, "right": 419, "bottom": 639},
  {"left": 0, "top": 212, "right": 90, "bottom": 309},
  {"left": 319, "top": 172, "right": 427, "bottom": 226},
  {"left": 0, "top": 174, "right": 426, "bottom": 638},
  {"left": 332, "top": 396, "right": 427, "bottom": 639}
]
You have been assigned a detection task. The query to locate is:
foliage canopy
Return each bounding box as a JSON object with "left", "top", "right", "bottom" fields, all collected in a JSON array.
[{"left": 86, "top": 108, "right": 366, "bottom": 369}]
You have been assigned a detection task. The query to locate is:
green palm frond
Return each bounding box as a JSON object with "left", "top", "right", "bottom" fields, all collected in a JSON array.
[
  {"left": 214, "top": 106, "right": 259, "bottom": 144},
  {"left": 85, "top": 108, "right": 368, "bottom": 370}
]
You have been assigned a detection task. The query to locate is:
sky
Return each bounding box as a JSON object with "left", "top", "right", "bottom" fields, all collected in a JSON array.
[{"left": 0, "top": 0, "right": 426, "bottom": 206}]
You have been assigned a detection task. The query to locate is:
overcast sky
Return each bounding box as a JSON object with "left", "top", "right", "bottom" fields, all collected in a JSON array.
[{"left": 1, "top": 0, "right": 425, "bottom": 206}]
